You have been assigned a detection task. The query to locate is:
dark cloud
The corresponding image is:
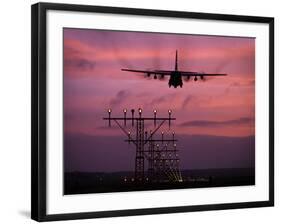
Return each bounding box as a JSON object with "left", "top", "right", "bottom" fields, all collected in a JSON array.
[
  {"left": 150, "top": 93, "right": 178, "bottom": 105},
  {"left": 182, "top": 95, "right": 193, "bottom": 109},
  {"left": 230, "top": 79, "right": 255, "bottom": 87},
  {"left": 150, "top": 96, "right": 166, "bottom": 105},
  {"left": 65, "top": 58, "right": 96, "bottom": 70},
  {"left": 110, "top": 90, "right": 130, "bottom": 107},
  {"left": 179, "top": 117, "right": 254, "bottom": 127}
]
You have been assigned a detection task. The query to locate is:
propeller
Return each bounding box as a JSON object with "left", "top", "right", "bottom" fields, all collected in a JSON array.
[
  {"left": 142, "top": 73, "right": 152, "bottom": 80},
  {"left": 141, "top": 69, "right": 154, "bottom": 80},
  {"left": 184, "top": 76, "right": 191, "bottom": 82},
  {"left": 199, "top": 72, "right": 206, "bottom": 81},
  {"left": 159, "top": 74, "right": 166, "bottom": 81},
  {"left": 200, "top": 75, "right": 206, "bottom": 81}
]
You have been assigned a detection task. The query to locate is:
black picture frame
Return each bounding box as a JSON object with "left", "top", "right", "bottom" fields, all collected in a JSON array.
[{"left": 31, "top": 2, "right": 274, "bottom": 222}]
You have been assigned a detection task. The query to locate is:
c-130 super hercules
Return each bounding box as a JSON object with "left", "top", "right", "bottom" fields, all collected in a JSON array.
[{"left": 122, "top": 50, "right": 227, "bottom": 88}]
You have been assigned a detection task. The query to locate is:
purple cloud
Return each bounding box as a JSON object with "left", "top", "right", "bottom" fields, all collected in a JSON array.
[{"left": 179, "top": 117, "right": 254, "bottom": 127}]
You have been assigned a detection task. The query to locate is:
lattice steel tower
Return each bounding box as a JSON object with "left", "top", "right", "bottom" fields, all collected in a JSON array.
[{"left": 103, "top": 108, "right": 182, "bottom": 183}]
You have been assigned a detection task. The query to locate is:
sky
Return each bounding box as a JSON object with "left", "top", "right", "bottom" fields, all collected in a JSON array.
[{"left": 63, "top": 28, "right": 255, "bottom": 172}]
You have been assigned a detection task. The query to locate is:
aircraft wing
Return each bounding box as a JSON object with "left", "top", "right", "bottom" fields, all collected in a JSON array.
[
  {"left": 121, "top": 69, "right": 171, "bottom": 75},
  {"left": 122, "top": 69, "right": 227, "bottom": 76},
  {"left": 180, "top": 71, "right": 227, "bottom": 76}
]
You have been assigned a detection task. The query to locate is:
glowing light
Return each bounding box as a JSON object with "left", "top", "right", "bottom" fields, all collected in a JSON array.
[
  {"left": 108, "top": 108, "right": 112, "bottom": 113},
  {"left": 123, "top": 108, "right": 127, "bottom": 113},
  {"left": 153, "top": 109, "right": 157, "bottom": 114},
  {"left": 168, "top": 109, "right": 172, "bottom": 114}
]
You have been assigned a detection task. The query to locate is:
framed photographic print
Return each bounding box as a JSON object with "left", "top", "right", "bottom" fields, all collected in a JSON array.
[{"left": 31, "top": 2, "right": 274, "bottom": 222}]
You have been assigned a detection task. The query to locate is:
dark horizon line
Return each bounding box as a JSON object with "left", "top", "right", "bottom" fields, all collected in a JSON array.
[{"left": 65, "top": 167, "right": 255, "bottom": 174}]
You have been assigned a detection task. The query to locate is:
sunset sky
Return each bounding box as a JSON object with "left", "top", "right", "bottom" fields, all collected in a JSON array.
[{"left": 63, "top": 28, "right": 255, "bottom": 172}]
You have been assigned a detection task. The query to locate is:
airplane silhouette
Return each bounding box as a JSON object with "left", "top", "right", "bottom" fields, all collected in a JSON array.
[{"left": 121, "top": 50, "right": 227, "bottom": 88}]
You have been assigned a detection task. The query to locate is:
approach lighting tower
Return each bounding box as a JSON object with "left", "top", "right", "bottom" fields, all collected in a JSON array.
[{"left": 103, "top": 108, "right": 182, "bottom": 183}]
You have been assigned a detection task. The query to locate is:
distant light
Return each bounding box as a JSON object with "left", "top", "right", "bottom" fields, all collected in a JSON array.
[
  {"left": 168, "top": 109, "right": 172, "bottom": 114},
  {"left": 174, "top": 143, "right": 177, "bottom": 147},
  {"left": 153, "top": 109, "right": 157, "bottom": 114},
  {"left": 138, "top": 108, "right": 142, "bottom": 114},
  {"left": 123, "top": 108, "right": 127, "bottom": 113},
  {"left": 161, "top": 131, "right": 164, "bottom": 135},
  {"left": 108, "top": 108, "right": 112, "bottom": 113},
  {"left": 128, "top": 131, "right": 131, "bottom": 135}
]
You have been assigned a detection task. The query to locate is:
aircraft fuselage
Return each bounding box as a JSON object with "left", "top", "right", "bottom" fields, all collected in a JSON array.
[{"left": 169, "top": 71, "right": 183, "bottom": 88}]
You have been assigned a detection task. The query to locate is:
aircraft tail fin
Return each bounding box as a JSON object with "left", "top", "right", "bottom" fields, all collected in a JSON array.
[{"left": 175, "top": 50, "right": 178, "bottom": 71}]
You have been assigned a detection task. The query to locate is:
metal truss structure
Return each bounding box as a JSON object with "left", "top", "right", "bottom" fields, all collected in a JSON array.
[{"left": 103, "top": 108, "right": 182, "bottom": 183}]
